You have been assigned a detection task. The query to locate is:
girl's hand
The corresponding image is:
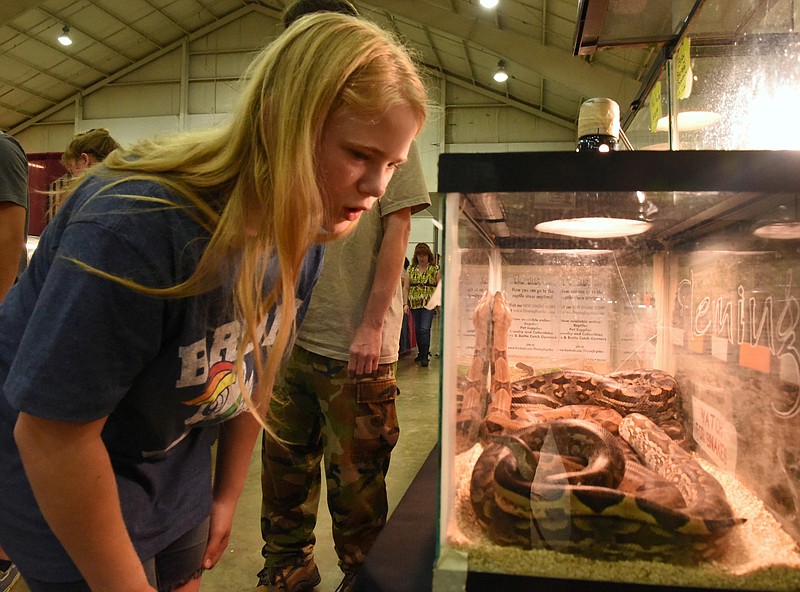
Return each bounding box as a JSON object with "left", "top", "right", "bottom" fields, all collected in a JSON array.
[
  {"left": 203, "top": 412, "right": 261, "bottom": 570},
  {"left": 202, "top": 495, "right": 236, "bottom": 569}
]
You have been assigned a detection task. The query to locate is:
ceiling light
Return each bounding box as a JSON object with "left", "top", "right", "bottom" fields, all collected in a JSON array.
[
  {"left": 577, "top": 98, "right": 620, "bottom": 152},
  {"left": 655, "top": 111, "right": 721, "bottom": 132},
  {"left": 57, "top": 24, "right": 72, "bottom": 46},
  {"left": 533, "top": 190, "right": 657, "bottom": 239},
  {"left": 535, "top": 217, "right": 652, "bottom": 239},
  {"left": 753, "top": 202, "right": 800, "bottom": 239},
  {"left": 493, "top": 60, "right": 508, "bottom": 83},
  {"left": 480, "top": 0, "right": 499, "bottom": 7},
  {"left": 753, "top": 222, "right": 800, "bottom": 240}
]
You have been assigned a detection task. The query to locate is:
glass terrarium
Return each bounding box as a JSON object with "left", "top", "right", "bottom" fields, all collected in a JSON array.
[{"left": 435, "top": 150, "right": 800, "bottom": 591}]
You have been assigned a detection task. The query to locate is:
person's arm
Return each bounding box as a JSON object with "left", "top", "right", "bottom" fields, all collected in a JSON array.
[
  {"left": 14, "top": 412, "right": 155, "bottom": 592},
  {"left": 402, "top": 272, "right": 410, "bottom": 314},
  {"left": 0, "top": 135, "right": 28, "bottom": 302},
  {"left": 0, "top": 202, "right": 26, "bottom": 300},
  {"left": 348, "top": 207, "right": 412, "bottom": 377},
  {"left": 403, "top": 268, "right": 411, "bottom": 311},
  {"left": 202, "top": 410, "right": 262, "bottom": 569}
]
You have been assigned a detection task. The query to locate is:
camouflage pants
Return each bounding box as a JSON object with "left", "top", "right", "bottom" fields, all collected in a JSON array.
[{"left": 260, "top": 346, "right": 400, "bottom": 573}]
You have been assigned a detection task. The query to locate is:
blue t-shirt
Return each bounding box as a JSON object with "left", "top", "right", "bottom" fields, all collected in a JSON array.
[{"left": 0, "top": 173, "right": 324, "bottom": 581}]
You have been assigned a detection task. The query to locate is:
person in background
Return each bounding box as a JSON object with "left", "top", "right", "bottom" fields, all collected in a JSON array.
[
  {"left": 257, "top": 3, "right": 430, "bottom": 592},
  {"left": 0, "top": 12, "right": 426, "bottom": 592},
  {"left": 61, "top": 128, "right": 121, "bottom": 178},
  {"left": 398, "top": 256, "right": 411, "bottom": 353},
  {"left": 49, "top": 128, "right": 122, "bottom": 219},
  {"left": 0, "top": 130, "right": 28, "bottom": 592},
  {"left": 0, "top": 132, "right": 28, "bottom": 303},
  {"left": 404, "top": 242, "right": 441, "bottom": 367}
]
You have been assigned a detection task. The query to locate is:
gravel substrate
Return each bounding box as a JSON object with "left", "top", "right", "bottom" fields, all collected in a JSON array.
[{"left": 445, "top": 444, "right": 800, "bottom": 591}]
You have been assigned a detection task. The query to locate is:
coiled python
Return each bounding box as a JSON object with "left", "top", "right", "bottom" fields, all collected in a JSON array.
[{"left": 459, "top": 291, "right": 745, "bottom": 561}]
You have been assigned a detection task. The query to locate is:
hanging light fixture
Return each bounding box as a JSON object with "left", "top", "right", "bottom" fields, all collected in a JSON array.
[
  {"left": 534, "top": 191, "right": 657, "bottom": 239},
  {"left": 57, "top": 24, "right": 72, "bottom": 46},
  {"left": 493, "top": 60, "right": 508, "bottom": 83},
  {"left": 480, "top": 0, "right": 500, "bottom": 7},
  {"left": 753, "top": 199, "right": 800, "bottom": 240},
  {"left": 576, "top": 98, "right": 620, "bottom": 153}
]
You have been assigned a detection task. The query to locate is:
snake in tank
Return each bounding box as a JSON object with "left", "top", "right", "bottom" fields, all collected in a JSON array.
[{"left": 456, "top": 291, "right": 744, "bottom": 561}]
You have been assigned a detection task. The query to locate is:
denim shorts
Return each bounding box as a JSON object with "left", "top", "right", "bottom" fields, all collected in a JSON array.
[{"left": 23, "top": 517, "right": 209, "bottom": 592}]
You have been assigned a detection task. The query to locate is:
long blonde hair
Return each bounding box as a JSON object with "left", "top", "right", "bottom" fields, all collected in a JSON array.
[{"left": 82, "top": 13, "right": 427, "bottom": 424}]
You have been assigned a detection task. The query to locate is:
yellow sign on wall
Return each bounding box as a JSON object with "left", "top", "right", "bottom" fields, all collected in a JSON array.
[
  {"left": 649, "top": 81, "right": 661, "bottom": 132},
  {"left": 676, "top": 37, "right": 691, "bottom": 99}
]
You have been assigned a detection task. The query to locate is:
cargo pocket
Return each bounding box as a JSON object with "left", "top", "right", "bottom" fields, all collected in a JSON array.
[
  {"left": 355, "top": 376, "right": 399, "bottom": 405},
  {"left": 350, "top": 376, "right": 400, "bottom": 455}
]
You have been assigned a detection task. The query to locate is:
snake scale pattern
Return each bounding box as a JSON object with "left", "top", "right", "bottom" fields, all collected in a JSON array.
[{"left": 457, "top": 291, "right": 745, "bottom": 562}]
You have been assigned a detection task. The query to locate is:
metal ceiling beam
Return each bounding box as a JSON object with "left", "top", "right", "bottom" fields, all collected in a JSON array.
[
  {"left": 461, "top": 41, "right": 476, "bottom": 83},
  {"left": 194, "top": 0, "right": 220, "bottom": 20},
  {"left": 422, "top": 25, "right": 444, "bottom": 73},
  {"left": 358, "top": 0, "right": 641, "bottom": 108},
  {"left": 10, "top": 3, "right": 265, "bottom": 135},
  {"left": 258, "top": 0, "right": 287, "bottom": 11},
  {"left": 0, "top": 98, "right": 35, "bottom": 117},
  {"left": 0, "top": 0, "right": 49, "bottom": 24},
  {"left": 5, "top": 1, "right": 579, "bottom": 134},
  {"left": 0, "top": 50, "right": 83, "bottom": 92},
  {"left": 250, "top": 4, "right": 286, "bottom": 20},
  {"left": 141, "top": 0, "right": 190, "bottom": 34},
  {"left": 0, "top": 74, "right": 58, "bottom": 106},
  {"left": 443, "top": 72, "right": 576, "bottom": 131},
  {"left": 541, "top": 0, "right": 548, "bottom": 45},
  {"left": 90, "top": 2, "right": 165, "bottom": 51}
]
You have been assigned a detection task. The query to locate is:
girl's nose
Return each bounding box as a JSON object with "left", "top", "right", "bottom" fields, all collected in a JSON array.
[{"left": 359, "top": 167, "right": 393, "bottom": 199}]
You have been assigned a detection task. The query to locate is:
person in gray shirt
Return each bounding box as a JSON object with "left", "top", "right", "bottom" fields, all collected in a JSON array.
[
  {"left": 0, "top": 131, "right": 28, "bottom": 302},
  {"left": 258, "top": 7, "right": 431, "bottom": 592}
]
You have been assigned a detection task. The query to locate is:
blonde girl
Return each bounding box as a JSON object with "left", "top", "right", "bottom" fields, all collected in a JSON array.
[{"left": 0, "top": 13, "right": 426, "bottom": 592}]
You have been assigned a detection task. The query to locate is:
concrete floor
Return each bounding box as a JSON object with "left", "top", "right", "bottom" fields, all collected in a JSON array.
[{"left": 12, "top": 346, "right": 441, "bottom": 592}]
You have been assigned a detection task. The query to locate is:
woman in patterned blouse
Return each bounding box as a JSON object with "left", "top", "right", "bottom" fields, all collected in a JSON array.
[{"left": 404, "top": 242, "right": 441, "bottom": 367}]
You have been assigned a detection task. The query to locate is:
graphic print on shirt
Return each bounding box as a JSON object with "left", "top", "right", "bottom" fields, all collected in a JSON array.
[
  {"left": 181, "top": 359, "right": 239, "bottom": 426},
  {"left": 176, "top": 302, "right": 293, "bottom": 428}
]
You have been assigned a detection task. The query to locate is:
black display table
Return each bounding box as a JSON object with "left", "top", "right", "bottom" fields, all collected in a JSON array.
[{"left": 352, "top": 445, "right": 439, "bottom": 592}]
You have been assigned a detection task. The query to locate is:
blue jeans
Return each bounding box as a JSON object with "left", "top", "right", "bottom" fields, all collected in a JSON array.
[{"left": 410, "top": 307, "right": 435, "bottom": 358}]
